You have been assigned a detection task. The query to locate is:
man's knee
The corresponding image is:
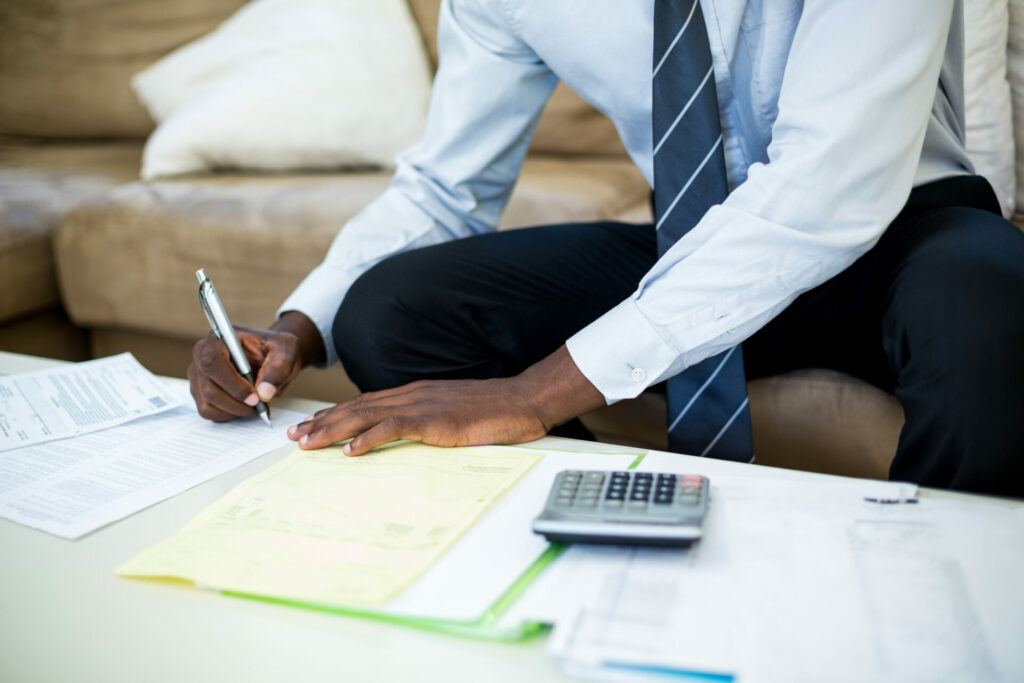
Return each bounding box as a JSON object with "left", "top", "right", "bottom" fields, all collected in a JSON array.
[
  {"left": 888, "top": 209, "right": 1024, "bottom": 363},
  {"left": 332, "top": 250, "right": 439, "bottom": 392}
]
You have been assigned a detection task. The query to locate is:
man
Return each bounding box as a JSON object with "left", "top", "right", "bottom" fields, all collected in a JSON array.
[{"left": 188, "top": 0, "right": 1024, "bottom": 496}]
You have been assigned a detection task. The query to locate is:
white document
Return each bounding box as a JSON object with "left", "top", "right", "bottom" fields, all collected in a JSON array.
[
  {"left": 0, "top": 353, "right": 181, "bottom": 453},
  {"left": 507, "top": 454, "right": 915, "bottom": 631},
  {"left": 0, "top": 381, "right": 304, "bottom": 539},
  {"left": 540, "top": 465, "right": 1024, "bottom": 683},
  {"left": 726, "top": 491, "right": 1023, "bottom": 683},
  {"left": 546, "top": 535, "right": 736, "bottom": 679},
  {"left": 538, "top": 468, "right": 917, "bottom": 680}
]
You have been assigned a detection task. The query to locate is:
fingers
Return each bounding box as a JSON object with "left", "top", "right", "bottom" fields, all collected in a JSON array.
[
  {"left": 344, "top": 417, "right": 415, "bottom": 456},
  {"left": 287, "top": 391, "right": 429, "bottom": 452},
  {"left": 251, "top": 331, "right": 302, "bottom": 402},
  {"left": 282, "top": 377, "right": 545, "bottom": 456},
  {"left": 287, "top": 403, "right": 402, "bottom": 451},
  {"left": 190, "top": 335, "right": 259, "bottom": 421},
  {"left": 307, "top": 382, "right": 427, "bottom": 421},
  {"left": 188, "top": 361, "right": 256, "bottom": 422},
  {"left": 190, "top": 326, "right": 306, "bottom": 424},
  {"left": 289, "top": 384, "right": 424, "bottom": 434}
]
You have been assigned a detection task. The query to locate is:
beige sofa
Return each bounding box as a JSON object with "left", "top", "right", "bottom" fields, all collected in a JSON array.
[{"left": 1, "top": 0, "right": 1018, "bottom": 481}]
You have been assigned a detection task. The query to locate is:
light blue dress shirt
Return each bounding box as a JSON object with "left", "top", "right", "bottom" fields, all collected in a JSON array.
[{"left": 280, "top": 0, "right": 973, "bottom": 404}]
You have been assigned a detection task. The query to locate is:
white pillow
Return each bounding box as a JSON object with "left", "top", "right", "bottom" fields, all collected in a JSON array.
[
  {"left": 133, "top": 0, "right": 432, "bottom": 180},
  {"left": 1009, "top": 0, "right": 1024, "bottom": 219},
  {"left": 963, "top": 0, "right": 1016, "bottom": 219}
]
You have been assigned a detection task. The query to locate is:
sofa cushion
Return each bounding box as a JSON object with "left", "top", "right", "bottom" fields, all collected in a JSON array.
[
  {"left": 1010, "top": 0, "right": 1024, "bottom": 220},
  {"left": 133, "top": 0, "right": 432, "bottom": 179},
  {"left": 581, "top": 369, "right": 901, "bottom": 481},
  {"left": 964, "top": 0, "right": 1016, "bottom": 218},
  {"left": 0, "top": 0, "right": 246, "bottom": 139},
  {"left": 55, "top": 158, "right": 649, "bottom": 340},
  {"left": 0, "top": 140, "right": 142, "bottom": 323},
  {"left": 747, "top": 370, "right": 903, "bottom": 481}
]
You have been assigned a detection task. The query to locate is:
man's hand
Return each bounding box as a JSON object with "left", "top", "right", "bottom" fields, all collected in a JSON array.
[
  {"left": 287, "top": 345, "right": 606, "bottom": 455},
  {"left": 189, "top": 311, "right": 324, "bottom": 422}
]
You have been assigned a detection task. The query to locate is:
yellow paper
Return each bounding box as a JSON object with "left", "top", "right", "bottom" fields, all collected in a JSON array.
[{"left": 118, "top": 442, "right": 542, "bottom": 606}]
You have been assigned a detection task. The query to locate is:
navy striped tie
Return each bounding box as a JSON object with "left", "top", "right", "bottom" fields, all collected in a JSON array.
[{"left": 653, "top": 0, "right": 753, "bottom": 461}]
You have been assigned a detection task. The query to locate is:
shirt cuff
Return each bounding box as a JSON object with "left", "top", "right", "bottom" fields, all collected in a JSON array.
[
  {"left": 565, "top": 298, "right": 683, "bottom": 403},
  {"left": 277, "top": 265, "right": 353, "bottom": 369}
]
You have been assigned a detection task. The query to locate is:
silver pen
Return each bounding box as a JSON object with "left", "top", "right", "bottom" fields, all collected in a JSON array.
[{"left": 196, "top": 268, "right": 272, "bottom": 427}]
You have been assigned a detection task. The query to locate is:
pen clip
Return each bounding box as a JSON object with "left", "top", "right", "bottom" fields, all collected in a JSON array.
[{"left": 197, "top": 271, "right": 223, "bottom": 341}]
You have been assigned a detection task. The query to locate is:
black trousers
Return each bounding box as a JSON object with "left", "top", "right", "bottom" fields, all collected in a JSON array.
[{"left": 334, "top": 176, "right": 1024, "bottom": 497}]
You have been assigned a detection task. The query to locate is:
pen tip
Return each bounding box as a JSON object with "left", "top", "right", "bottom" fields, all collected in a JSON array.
[{"left": 261, "top": 413, "right": 272, "bottom": 428}]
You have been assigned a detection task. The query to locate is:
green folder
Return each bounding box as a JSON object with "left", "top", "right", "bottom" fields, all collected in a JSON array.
[
  {"left": 122, "top": 446, "right": 647, "bottom": 642},
  {"left": 226, "top": 541, "right": 565, "bottom": 642},
  {"left": 223, "top": 450, "right": 648, "bottom": 642}
]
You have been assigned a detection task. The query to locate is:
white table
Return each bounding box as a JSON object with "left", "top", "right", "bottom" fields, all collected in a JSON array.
[
  {"left": 0, "top": 352, "right": 577, "bottom": 682},
  {"left": 0, "top": 351, "right": 1018, "bottom": 682}
]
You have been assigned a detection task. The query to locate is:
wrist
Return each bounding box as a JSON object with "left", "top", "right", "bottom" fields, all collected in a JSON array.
[
  {"left": 272, "top": 311, "right": 325, "bottom": 368},
  {"left": 514, "top": 345, "right": 606, "bottom": 432}
]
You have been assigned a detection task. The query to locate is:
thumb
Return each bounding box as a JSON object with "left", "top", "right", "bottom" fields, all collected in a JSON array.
[{"left": 253, "top": 337, "right": 301, "bottom": 401}]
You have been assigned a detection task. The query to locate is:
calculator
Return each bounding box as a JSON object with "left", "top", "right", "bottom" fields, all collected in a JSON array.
[{"left": 532, "top": 470, "right": 709, "bottom": 546}]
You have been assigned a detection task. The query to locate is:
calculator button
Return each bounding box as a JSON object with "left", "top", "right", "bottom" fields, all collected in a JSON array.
[
  {"left": 654, "top": 494, "right": 673, "bottom": 505},
  {"left": 628, "top": 500, "right": 648, "bottom": 510},
  {"left": 583, "top": 471, "right": 605, "bottom": 482},
  {"left": 629, "top": 491, "right": 649, "bottom": 501},
  {"left": 606, "top": 490, "right": 625, "bottom": 501},
  {"left": 554, "top": 496, "right": 573, "bottom": 506},
  {"left": 603, "top": 499, "right": 623, "bottom": 508},
  {"left": 635, "top": 472, "right": 653, "bottom": 480},
  {"left": 678, "top": 493, "right": 700, "bottom": 505}
]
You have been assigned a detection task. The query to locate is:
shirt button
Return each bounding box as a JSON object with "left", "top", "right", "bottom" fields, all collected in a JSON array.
[{"left": 630, "top": 367, "right": 647, "bottom": 383}]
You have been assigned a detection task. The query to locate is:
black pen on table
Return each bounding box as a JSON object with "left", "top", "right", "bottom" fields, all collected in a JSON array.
[{"left": 196, "top": 268, "right": 272, "bottom": 427}]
